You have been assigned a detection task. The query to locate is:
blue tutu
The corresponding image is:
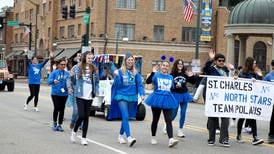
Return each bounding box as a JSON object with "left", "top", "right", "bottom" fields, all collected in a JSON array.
[
  {"left": 172, "top": 92, "right": 193, "bottom": 104},
  {"left": 145, "top": 91, "right": 178, "bottom": 109}
]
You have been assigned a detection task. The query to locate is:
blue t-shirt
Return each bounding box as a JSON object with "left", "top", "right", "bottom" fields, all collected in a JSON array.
[
  {"left": 152, "top": 72, "right": 173, "bottom": 94},
  {"left": 48, "top": 69, "right": 70, "bottom": 96},
  {"left": 28, "top": 60, "right": 47, "bottom": 84},
  {"left": 264, "top": 71, "right": 274, "bottom": 82}
]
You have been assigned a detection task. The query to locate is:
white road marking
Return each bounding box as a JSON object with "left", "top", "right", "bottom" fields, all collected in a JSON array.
[{"left": 77, "top": 136, "right": 128, "bottom": 154}]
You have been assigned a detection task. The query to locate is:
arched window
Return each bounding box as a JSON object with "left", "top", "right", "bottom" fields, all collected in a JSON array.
[{"left": 253, "top": 41, "right": 266, "bottom": 70}]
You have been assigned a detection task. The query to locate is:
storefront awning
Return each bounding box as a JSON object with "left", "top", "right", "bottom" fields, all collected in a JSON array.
[
  {"left": 53, "top": 49, "right": 65, "bottom": 57},
  {"left": 55, "top": 48, "right": 80, "bottom": 60},
  {"left": 5, "top": 51, "right": 24, "bottom": 59}
]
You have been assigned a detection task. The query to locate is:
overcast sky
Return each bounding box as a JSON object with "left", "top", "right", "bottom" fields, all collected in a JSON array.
[{"left": 0, "top": 0, "right": 13, "bottom": 10}]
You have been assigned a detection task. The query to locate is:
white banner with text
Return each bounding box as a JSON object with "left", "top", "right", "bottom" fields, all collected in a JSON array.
[{"left": 205, "top": 76, "right": 274, "bottom": 121}]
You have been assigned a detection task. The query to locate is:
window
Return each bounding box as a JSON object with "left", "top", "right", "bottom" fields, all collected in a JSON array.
[
  {"left": 61, "top": 0, "right": 66, "bottom": 13},
  {"left": 68, "top": 25, "right": 75, "bottom": 39},
  {"left": 154, "top": 0, "right": 165, "bottom": 11},
  {"left": 90, "top": 23, "right": 94, "bottom": 36},
  {"left": 30, "top": 9, "right": 33, "bottom": 21},
  {"left": 48, "top": 27, "right": 51, "bottom": 38},
  {"left": 49, "top": 1, "right": 52, "bottom": 11},
  {"left": 25, "top": 11, "right": 29, "bottom": 19},
  {"left": 182, "top": 27, "right": 197, "bottom": 42},
  {"left": 70, "top": 0, "right": 76, "bottom": 6},
  {"left": 116, "top": 0, "right": 136, "bottom": 9},
  {"left": 20, "top": 33, "right": 23, "bottom": 43},
  {"left": 253, "top": 41, "right": 267, "bottom": 70},
  {"left": 43, "top": 3, "right": 46, "bottom": 16},
  {"left": 15, "top": 13, "right": 19, "bottom": 21},
  {"left": 37, "top": 5, "right": 40, "bottom": 14},
  {"left": 153, "top": 25, "right": 164, "bottom": 42},
  {"left": 0, "top": 31, "right": 3, "bottom": 41},
  {"left": 59, "top": 26, "right": 65, "bottom": 39},
  {"left": 91, "top": 0, "right": 94, "bottom": 8},
  {"left": 78, "top": 24, "right": 82, "bottom": 36},
  {"left": 78, "top": 0, "right": 82, "bottom": 6},
  {"left": 15, "top": 34, "right": 18, "bottom": 43},
  {"left": 115, "top": 23, "right": 135, "bottom": 40}
]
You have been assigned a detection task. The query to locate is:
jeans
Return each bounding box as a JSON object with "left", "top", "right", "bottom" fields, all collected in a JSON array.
[
  {"left": 118, "top": 100, "right": 134, "bottom": 137},
  {"left": 172, "top": 103, "right": 188, "bottom": 129}
]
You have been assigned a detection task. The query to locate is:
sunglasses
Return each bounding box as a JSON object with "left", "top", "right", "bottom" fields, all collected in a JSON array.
[
  {"left": 217, "top": 59, "right": 225, "bottom": 62},
  {"left": 60, "top": 64, "right": 66, "bottom": 66}
]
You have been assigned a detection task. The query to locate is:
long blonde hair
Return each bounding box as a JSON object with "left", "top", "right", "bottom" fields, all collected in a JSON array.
[{"left": 121, "top": 55, "right": 137, "bottom": 75}]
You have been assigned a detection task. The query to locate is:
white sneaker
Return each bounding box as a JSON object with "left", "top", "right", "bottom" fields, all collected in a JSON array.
[
  {"left": 177, "top": 129, "right": 185, "bottom": 138},
  {"left": 163, "top": 124, "right": 167, "bottom": 135},
  {"left": 118, "top": 135, "right": 126, "bottom": 144},
  {"left": 151, "top": 137, "right": 158, "bottom": 145},
  {"left": 70, "top": 132, "right": 76, "bottom": 143},
  {"left": 34, "top": 107, "right": 39, "bottom": 112},
  {"left": 216, "top": 129, "right": 220, "bottom": 135},
  {"left": 81, "top": 138, "right": 88, "bottom": 146},
  {"left": 168, "top": 138, "right": 179, "bottom": 148},
  {"left": 127, "top": 136, "right": 136, "bottom": 147},
  {"left": 24, "top": 104, "right": 28, "bottom": 110}
]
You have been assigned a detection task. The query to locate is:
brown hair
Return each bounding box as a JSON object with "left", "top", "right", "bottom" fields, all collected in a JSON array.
[
  {"left": 171, "top": 59, "right": 186, "bottom": 74},
  {"left": 243, "top": 57, "right": 255, "bottom": 73},
  {"left": 78, "top": 52, "right": 95, "bottom": 78}
]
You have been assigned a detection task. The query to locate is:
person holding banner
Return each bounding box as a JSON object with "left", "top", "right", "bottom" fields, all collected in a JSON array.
[
  {"left": 203, "top": 52, "right": 230, "bottom": 147},
  {"left": 170, "top": 59, "right": 196, "bottom": 138},
  {"left": 236, "top": 57, "right": 264, "bottom": 145},
  {"left": 145, "top": 61, "right": 179, "bottom": 148},
  {"left": 264, "top": 60, "right": 274, "bottom": 143}
]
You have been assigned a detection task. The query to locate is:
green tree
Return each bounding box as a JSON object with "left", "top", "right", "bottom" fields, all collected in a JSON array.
[
  {"left": 0, "top": 6, "right": 12, "bottom": 13},
  {"left": 229, "top": 0, "right": 245, "bottom": 7}
]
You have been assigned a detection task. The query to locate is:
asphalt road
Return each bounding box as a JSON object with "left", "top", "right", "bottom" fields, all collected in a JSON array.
[{"left": 0, "top": 81, "right": 273, "bottom": 154}]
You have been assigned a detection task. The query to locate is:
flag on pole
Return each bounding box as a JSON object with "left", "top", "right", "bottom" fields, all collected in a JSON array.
[
  {"left": 184, "top": 0, "right": 194, "bottom": 23},
  {"left": 23, "top": 26, "right": 30, "bottom": 39}
]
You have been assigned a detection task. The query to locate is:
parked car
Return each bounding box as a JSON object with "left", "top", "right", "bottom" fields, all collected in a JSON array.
[{"left": 0, "top": 59, "right": 14, "bottom": 92}]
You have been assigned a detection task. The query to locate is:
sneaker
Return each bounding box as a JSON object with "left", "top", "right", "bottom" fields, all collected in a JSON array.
[
  {"left": 216, "top": 129, "right": 220, "bottom": 135},
  {"left": 34, "top": 107, "right": 39, "bottom": 112},
  {"left": 236, "top": 135, "right": 244, "bottom": 143},
  {"left": 81, "top": 138, "right": 88, "bottom": 146},
  {"left": 70, "top": 131, "right": 76, "bottom": 143},
  {"left": 252, "top": 137, "right": 264, "bottom": 145},
  {"left": 168, "top": 138, "right": 179, "bottom": 148},
  {"left": 118, "top": 135, "right": 126, "bottom": 144},
  {"left": 151, "top": 137, "right": 158, "bottom": 145},
  {"left": 127, "top": 136, "right": 136, "bottom": 147},
  {"left": 163, "top": 125, "right": 167, "bottom": 135},
  {"left": 243, "top": 127, "right": 252, "bottom": 134},
  {"left": 208, "top": 140, "right": 215, "bottom": 146},
  {"left": 56, "top": 125, "right": 64, "bottom": 132},
  {"left": 69, "top": 123, "right": 74, "bottom": 130},
  {"left": 268, "top": 135, "right": 274, "bottom": 144},
  {"left": 24, "top": 104, "right": 28, "bottom": 110},
  {"left": 177, "top": 129, "right": 185, "bottom": 138},
  {"left": 52, "top": 123, "right": 57, "bottom": 131},
  {"left": 219, "top": 141, "right": 231, "bottom": 147}
]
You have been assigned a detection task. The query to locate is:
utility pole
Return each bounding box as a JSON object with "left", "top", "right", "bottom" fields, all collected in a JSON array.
[
  {"left": 195, "top": 0, "right": 201, "bottom": 59},
  {"left": 28, "top": 23, "right": 32, "bottom": 51}
]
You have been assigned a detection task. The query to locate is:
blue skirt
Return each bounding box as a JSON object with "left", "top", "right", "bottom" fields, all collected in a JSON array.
[
  {"left": 145, "top": 92, "right": 178, "bottom": 109},
  {"left": 172, "top": 92, "right": 193, "bottom": 104}
]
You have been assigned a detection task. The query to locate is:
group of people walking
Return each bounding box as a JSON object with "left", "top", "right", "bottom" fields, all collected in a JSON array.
[{"left": 23, "top": 49, "right": 274, "bottom": 148}]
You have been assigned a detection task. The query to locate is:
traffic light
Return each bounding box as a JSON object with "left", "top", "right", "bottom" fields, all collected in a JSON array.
[
  {"left": 62, "top": 6, "right": 68, "bottom": 19},
  {"left": 69, "top": 5, "right": 76, "bottom": 18},
  {"left": 0, "top": 17, "right": 3, "bottom": 29},
  {"left": 81, "top": 34, "right": 88, "bottom": 46}
]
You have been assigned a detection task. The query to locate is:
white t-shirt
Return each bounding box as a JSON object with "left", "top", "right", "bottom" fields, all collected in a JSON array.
[{"left": 78, "top": 66, "right": 93, "bottom": 100}]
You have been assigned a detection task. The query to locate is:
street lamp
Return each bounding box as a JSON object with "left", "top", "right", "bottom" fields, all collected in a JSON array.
[
  {"left": 25, "top": 0, "right": 38, "bottom": 56},
  {"left": 103, "top": 33, "right": 108, "bottom": 54}
]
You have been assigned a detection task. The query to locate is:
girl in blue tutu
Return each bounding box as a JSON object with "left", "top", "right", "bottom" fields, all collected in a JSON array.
[
  {"left": 145, "top": 61, "right": 179, "bottom": 148},
  {"left": 170, "top": 59, "right": 196, "bottom": 138}
]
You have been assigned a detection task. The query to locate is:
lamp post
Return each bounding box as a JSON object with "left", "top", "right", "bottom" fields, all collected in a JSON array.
[
  {"left": 103, "top": 33, "right": 108, "bottom": 54},
  {"left": 50, "top": 42, "right": 57, "bottom": 72},
  {"left": 25, "top": 0, "right": 38, "bottom": 56}
]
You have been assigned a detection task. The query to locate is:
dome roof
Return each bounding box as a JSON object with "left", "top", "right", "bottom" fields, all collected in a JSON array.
[{"left": 229, "top": 0, "right": 274, "bottom": 24}]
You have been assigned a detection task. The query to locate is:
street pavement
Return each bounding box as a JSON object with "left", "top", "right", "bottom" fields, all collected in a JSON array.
[{"left": 0, "top": 81, "right": 273, "bottom": 154}]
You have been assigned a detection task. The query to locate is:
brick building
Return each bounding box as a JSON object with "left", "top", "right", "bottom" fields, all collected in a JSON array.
[{"left": 7, "top": 0, "right": 273, "bottom": 76}]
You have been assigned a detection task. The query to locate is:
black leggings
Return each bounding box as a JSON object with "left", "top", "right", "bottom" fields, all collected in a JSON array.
[
  {"left": 51, "top": 95, "right": 67, "bottom": 125},
  {"left": 237, "top": 118, "right": 257, "bottom": 138},
  {"left": 26, "top": 84, "right": 40, "bottom": 107},
  {"left": 74, "top": 98, "right": 92, "bottom": 138},
  {"left": 151, "top": 107, "right": 173, "bottom": 139}
]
